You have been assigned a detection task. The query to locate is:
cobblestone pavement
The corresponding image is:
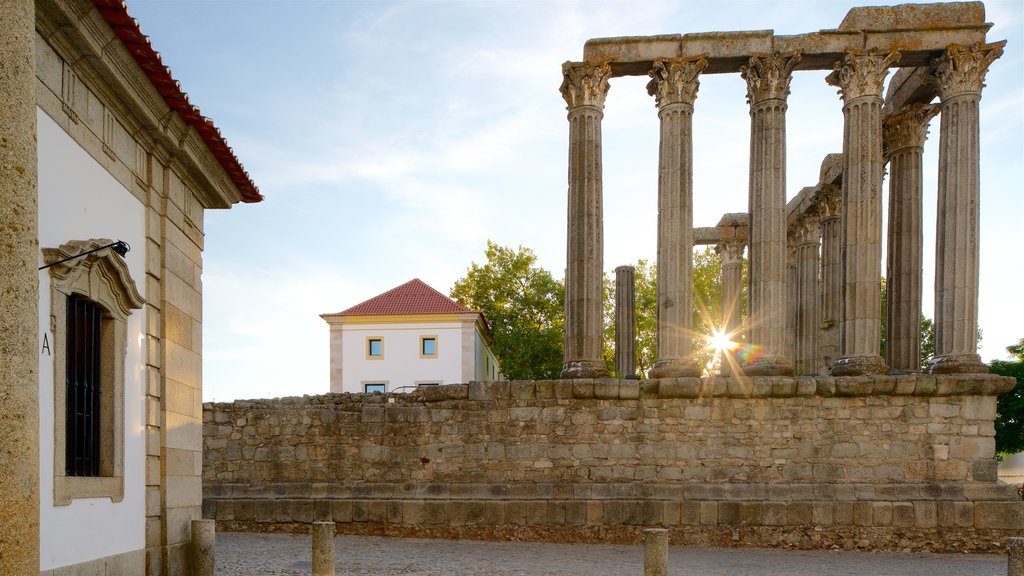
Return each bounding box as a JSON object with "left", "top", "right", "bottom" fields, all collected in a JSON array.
[{"left": 215, "top": 532, "right": 1006, "bottom": 575}]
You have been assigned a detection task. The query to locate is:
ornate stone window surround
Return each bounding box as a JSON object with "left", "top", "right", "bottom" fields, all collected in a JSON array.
[{"left": 43, "top": 239, "right": 144, "bottom": 506}]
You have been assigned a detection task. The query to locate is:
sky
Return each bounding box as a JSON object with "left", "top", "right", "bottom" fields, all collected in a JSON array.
[{"left": 123, "top": 0, "right": 1024, "bottom": 402}]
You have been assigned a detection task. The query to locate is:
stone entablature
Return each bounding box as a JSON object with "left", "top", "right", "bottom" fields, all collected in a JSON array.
[
  {"left": 581, "top": 3, "right": 990, "bottom": 75},
  {"left": 203, "top": 375, "right": 1021, "bottom": 552}
]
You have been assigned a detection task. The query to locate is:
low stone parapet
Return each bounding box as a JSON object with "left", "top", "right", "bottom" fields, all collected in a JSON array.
[{"left": 203, "top": 374, "right": 1021, "bottom": 551}]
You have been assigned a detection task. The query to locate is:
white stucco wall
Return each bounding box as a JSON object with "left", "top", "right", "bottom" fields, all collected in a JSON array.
[
  {"left": 36, "top": 109, "right": 146, "bottom": 570},
  {"left": 340, "top": 321, "right": 465, "bottom": 393}
]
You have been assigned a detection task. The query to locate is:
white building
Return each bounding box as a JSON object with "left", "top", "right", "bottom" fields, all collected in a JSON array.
[
  {"left": 0, "top": 1, "right": 261, "bottom": 574},
  {"left": 322, "top": 279, "right": 502, "bottom": 393}
]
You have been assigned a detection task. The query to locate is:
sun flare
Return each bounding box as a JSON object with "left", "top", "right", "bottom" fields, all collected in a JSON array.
[{"left": 707, "top": 329, "right": 734, "bottom": 353}]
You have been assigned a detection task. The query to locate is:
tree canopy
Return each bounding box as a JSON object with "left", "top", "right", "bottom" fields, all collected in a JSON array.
[
  {"left": 993, "top": 338, "right": 1024, "bottom": 455},
  {"left": 450, "top": 241, "right": 564, "bottom": 380}
]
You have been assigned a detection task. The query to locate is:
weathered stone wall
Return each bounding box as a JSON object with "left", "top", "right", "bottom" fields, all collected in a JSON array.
[{"left": 203, "top": 375, "right": 1024, "bottom": 552}]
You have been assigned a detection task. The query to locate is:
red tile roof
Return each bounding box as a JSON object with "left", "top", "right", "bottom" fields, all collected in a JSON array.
[
  {"left": 331, "top": 279, "right": 473, "bottom": 317},
  {"left": 92, "top": 0, "right": 262, "bottom": 203}
]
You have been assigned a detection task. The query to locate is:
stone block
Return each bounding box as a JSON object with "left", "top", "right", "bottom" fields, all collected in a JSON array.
[
  {"left": 535, "top": 380, "right": 555, "bottom": 399},
  {"left": 763, "top": 502, "right": 787, "bottom": 526},
  {"left": 788, "top": 502, "right": 814, "bottom": 526},
  {"left": 658, "top": 379, "right": 700, "bottom": 398},
  {"left": 964, "top": 483, "right": 1018, "bottom": 501},
  {"left": 565, "top": 501, "right": 587, "bottom": 526},
  {"left": 254, "top": 500, "right": 276, "bottom": 523},
  {"left": 972, "top": 459, "right": 998, "bottom": 482},
  {"left": 554, "top": 380, "right": 574, "bottom": 399},
  {"left": 872, "top": 502, "right": 892, "bottom": 526},
  {"left": 572, "top": 379, "right": 595, "bottom": 399},
  {"left": 739, "top": 502, "right": 762, "bottom": 526},
  {"left": 512, "top": 381, "right": 536, "bottom": 400},
  {"left": 812, "top": 502, "right": 834, "bottom": 525},
  {"left": 700, "top": 502, "right": 718, "bottom": 525},
  {"left": 718, "top": 502, "right": 741, "bottom": 526},
  {"left": 619, "top": 381, "right": 640, "bottom": 400},
  {"left": 833, "top": 502, "right": 853, "bottom": 525},
  {"left": 975, "top": 502, "right": 1024, "bottom": 530},
  {"left": 852, "top": 502, "right": 872, "bottom": 526},
  {"left": 594, "top": 379, "right": 619, "bottom": 399},
  {"left": 663, "top": 501, "right": 681, "bottom": 525},
  {"left": 680, "top": 502, "right": 701, "bottom": 526},
  {"left": 892, "top": 503, "right": 915, "bottom": 527},
  {"left": 586, "top": 501, "right": 604, "bottom": 526}
]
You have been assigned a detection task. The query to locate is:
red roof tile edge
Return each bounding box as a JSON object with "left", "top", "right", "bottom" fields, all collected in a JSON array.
[
  {"left": 330, "top": 279, "right": 475, "bottom": 317},
  {"left": 92, "top": 0, "right": 262, "bottom": 204}
]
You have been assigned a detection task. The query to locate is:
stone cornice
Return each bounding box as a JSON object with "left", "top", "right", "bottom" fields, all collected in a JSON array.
[
  {"left": 883, "top": 103, "right": 939, "bottom": 156},
  {"left": 560, "top": 61, "right": 612, "bottom": 110},
  {"left": 826, "top": 49, "right": 900, "bottom": 103},
  {"left": 934, "top": 41, "right": 1005, "bottom": 101},
  {"left": 741, "top": 51, "right": 801, "bottom": 105},
  {"left": 646, "top": 56, "right": 708, "bottom": 108}
]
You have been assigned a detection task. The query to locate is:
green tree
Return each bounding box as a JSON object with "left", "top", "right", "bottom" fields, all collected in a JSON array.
[
  {"left": 451, "top": 241, "right": 564, "bottom": 380},
  {"left": 993, "top": 338, "right": 1024, "bottom": 455}
]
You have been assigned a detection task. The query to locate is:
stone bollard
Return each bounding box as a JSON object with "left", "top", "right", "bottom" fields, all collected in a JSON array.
[
  {"left": 1010, "top": 537, "right": 1024, "bottom": 576},
  {"left": 312, "top": 521, "right": 336, "bottom": 576},
  {"left": 643, "top": 528, "right": 668, "bottom": 576},
  {"left": 190, "top": 519, "right": 215, "bottom": 576}
]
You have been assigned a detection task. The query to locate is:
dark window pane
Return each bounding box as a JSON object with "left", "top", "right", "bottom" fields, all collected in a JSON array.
[
  {"left": 66, "top": 294, "right": 102, "bottom": 477},
  {"left": 368, "top": 339, "right": 382, "bottom": 356}
]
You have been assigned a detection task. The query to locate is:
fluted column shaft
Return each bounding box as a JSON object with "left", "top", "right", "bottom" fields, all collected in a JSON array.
[
  {"left": 795, "top": 217, "right": 822, "bottom": 375},
  {"left": 647, "top": 57, "right": 706, "bottom": 378},
  {"left": 741, "top": 52, "right": 800, "bottom": 376},
  {"left": 560, "top": 61, "right": 612, "bottom": 378},
  {"left": 930, "top": 42, "right": 1004, "bottom": 374},
  {"left": 818, "top": 185, "right": 842, "bottom": 369},
  {"left": 614, "top": 265, "right": 637, "bottom": 378},
  {"left": 826, "top": 49, "right": 898, "bottom": 376},
  {"left": 716, "top": 240, "right": 745, "bottom": 376},
  {"left": 786, "top": 242, "right": 798, "bottom": 363},
  {"left": 884, "top": 104, "right": 937, "bottom": 372},
  {"left": 0, "top": 1, "right": 41, "bottom": 573}
]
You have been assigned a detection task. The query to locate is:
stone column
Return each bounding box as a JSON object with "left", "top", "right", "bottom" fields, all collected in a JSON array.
[
  {"left": 614, "top": 265, "right": 637, "bottom": 378},
  {"left": 0, "top": 2, "right": 40, "bottom": 575},
  {"left": 1009, "top": 537, "right": 1024, "bottom": 576},
  {"left": 883, "top": 103, "right": 938, "bottom": 373},
  {"left": 826, "top": 49, "right": 899, "bottom": 376},
  {"left": 817, "top": 184, "right": 842, "bottom": 369},
  {"left": 312, "top": 521, "right": 336, "bottom": 576},
  {"left": 190, "top": 519, "right": 215, "bottom": 576},
  {"left": 560, "top": 61, "right": 612, "bottom": 378},
  {"left": 929, "top": 42, "right": 1004, "bottom": 374},
  {"left": 643, "top": 528, "right": 669, "bottom": 576},
  {"left": 795, "top": 214, "right": 821, "bottom": 376},
  {"left": 646, "top": 56, "right": 707, "bottom": 378},
  {"left": 786, "top": 240, "right": 798, "bottom": 365},
  {"left": 740, "top": 51, "right": 800, "bottom": 376},
  {"left": 715, "top": 239, "right": 745, "bottom": 376}
]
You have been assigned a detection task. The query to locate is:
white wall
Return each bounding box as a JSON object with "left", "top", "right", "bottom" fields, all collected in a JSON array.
[
  {"left": 36, "top": 109, "right": 146, "bottom": 570},
  {"left": 340, "top": 321, "right": 464, "bottom": 393}
]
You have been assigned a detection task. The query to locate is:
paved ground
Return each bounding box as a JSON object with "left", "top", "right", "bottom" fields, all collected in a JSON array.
[{"left": 215, "top": 532, "right": 1006, "bottom": 575}]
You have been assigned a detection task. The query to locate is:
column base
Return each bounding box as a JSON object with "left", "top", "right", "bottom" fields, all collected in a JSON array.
[
  {"left": 648, "top": 359, "right": 701, "bottom": 378},
  {"left": 830, "top": 354, "right": 887, "bottom": 376},
  {"left": 742, "top": 355, "right": 794, "bottom": 376},
  {"left": 560, "top": 360, "right": 610, "bottom": 379},
  {"left": 928, "top": 353, "right": 989, "bottom": 374}
]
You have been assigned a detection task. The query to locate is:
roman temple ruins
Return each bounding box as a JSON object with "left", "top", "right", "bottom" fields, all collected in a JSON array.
[{"left": 203, "top": 2, "right": 1022, "bottom": 553}]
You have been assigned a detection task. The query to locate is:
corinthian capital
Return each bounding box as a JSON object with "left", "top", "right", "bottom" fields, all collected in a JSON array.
[
  {"left": 934, "top": 41, "right": 1005, "bottom": 100},
  {"left": 646, "top": 56, "right": 708, "bottom": 108},
  {"left": 882, "top": 103, "right": 939, "bottom": 156},
  {"left": 816, "top": 184, "right": 841, "bottom": 220},
  {"left": 741, "top": 51, "right": 801, "bottom": 105},
  {"left": 560, "top": 61, "right": 612, "bottom": 110},
  {"left": 826, "top": 49, "right": 900, "bottom": 102},
  {"left": 715, "top": 239, "right": 745, "bottom": 263}
]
